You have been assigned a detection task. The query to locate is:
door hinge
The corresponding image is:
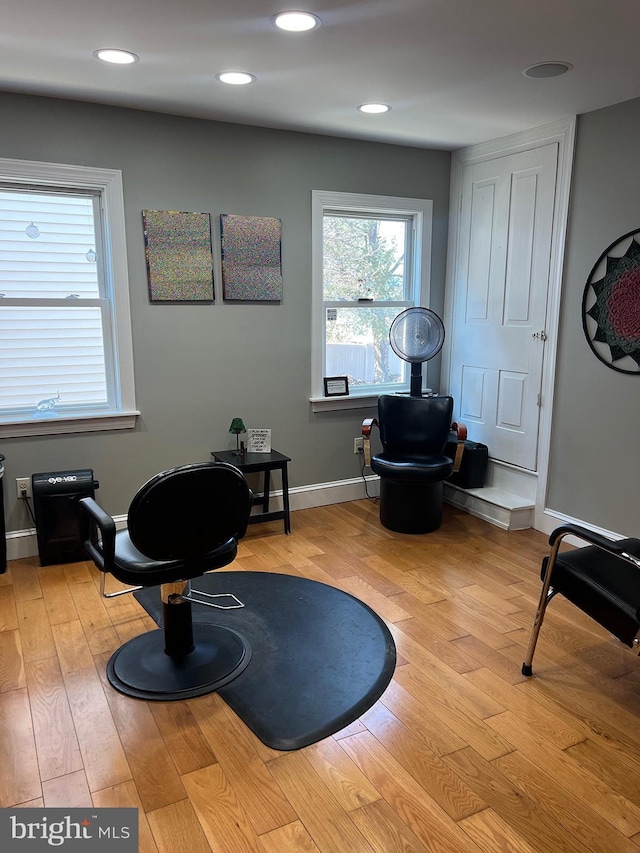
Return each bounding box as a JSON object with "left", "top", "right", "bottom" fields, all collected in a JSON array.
[{"left": 537, "top": 393, "right": 542, "bottom": 407}]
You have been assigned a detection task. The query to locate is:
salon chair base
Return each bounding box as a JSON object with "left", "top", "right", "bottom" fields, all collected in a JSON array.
[
  {"left": 379, "top": 479, "right": 444, "bottom": 534},
  {"left": 107, "top": 622, "right": 251, "bottom": 701}
]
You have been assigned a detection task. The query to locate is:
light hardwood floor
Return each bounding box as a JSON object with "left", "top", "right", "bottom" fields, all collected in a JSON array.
[{"left": 2, "top": 499, "right": 640, "bottom": 853}]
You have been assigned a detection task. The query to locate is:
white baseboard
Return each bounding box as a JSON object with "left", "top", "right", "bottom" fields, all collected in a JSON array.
[
  {"left": 3, "top": 476, "right": 381, "bottom": 563},
  {"left": 538, "top": 507, "right": 623, "bottom": 544},
  {"left": 5, "top": 527, "right": 38, "bottom": 561},
  {"left": 6, "top": 474, "right": 621, "bottom": 564}
]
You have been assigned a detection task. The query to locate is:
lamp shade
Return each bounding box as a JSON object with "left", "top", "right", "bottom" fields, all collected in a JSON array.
[{"left": 228, "top": 418, "right": 246, "bottom": 435}]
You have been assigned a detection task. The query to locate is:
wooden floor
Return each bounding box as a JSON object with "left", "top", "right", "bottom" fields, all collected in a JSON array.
[{"left": 2, "top": 499, "right": 640, "bottom": 853}]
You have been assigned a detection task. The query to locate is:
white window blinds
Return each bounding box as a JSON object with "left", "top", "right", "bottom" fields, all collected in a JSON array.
[{"left": 0, "top": 189, "right": 109, "bottom": 413}]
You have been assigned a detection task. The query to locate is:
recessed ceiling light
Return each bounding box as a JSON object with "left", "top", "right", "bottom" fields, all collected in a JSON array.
[
  {"left": 522, "top": 61, "right": 573, "bottom": 79},
  {"left": 273, "top": 11, "right": 321, "bottom": 32},
  {"left": 358, "top": 103, "right": 391, "bottom": 114},
  {"left": 93, "top": 48, "right": 139, "bottom": 65},
  {"left": 216, "top": 72, "right": 256, "bottom": 86}
]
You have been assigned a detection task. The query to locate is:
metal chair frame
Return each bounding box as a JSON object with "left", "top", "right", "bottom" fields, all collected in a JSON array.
[{"left": 522, "top": 524, "right": 640, "bottom": 676}]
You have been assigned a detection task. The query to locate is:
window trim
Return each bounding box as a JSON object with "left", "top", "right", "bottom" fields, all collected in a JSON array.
[
  {"left": 310, "top": 190, "right": 433, "bottom": 411},
  {"left": 0, "top": 157, "right": 138, "bottom": 438}
]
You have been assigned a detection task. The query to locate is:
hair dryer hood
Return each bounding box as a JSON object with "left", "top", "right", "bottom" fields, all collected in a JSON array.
[{"left": 389, "top": 307, "right": 445, "bottom": 396}]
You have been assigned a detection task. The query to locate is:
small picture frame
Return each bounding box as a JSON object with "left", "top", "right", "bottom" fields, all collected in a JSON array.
[{"left": 323, "top": 376, "right": 349, "bottom": 397}]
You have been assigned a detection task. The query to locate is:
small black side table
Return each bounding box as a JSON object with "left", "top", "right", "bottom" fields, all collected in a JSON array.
[{"left": 210, "top": 449, "right": 291, "bottom": 535}]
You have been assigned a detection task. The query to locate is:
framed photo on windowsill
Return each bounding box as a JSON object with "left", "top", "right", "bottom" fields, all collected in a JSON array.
[{"left": 323, "top": 376, "right": 349, "bottom": 397}]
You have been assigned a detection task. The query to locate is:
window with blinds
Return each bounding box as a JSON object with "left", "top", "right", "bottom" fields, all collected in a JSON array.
[
  {"left": 0, "top": 190, "right": 110, "bottom": 412},
  {"left": 0, "top": 159, "right": 137, "bottom": 437}
]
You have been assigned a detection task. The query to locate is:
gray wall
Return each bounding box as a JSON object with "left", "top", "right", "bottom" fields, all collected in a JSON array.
[
  {"left": 547, "top": 97, "right": 640, "bottom": 535},
  {"left": 0, "top": 92, "right": 451, "bottom": 532}
]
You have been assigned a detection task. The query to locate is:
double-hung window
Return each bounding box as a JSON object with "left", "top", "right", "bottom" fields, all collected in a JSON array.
[
  {"left": 311, "top": 190, "right": 432, "bottom": 410},
  {"left": 0, "top": 158, "right": 137, "bottom": 437}
]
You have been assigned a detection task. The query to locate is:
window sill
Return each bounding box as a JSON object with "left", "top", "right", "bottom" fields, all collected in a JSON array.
[
  {"left": 0, "top": 410, "right": 140, "bottom": 438},
  {"left": 310, "top": 387, "right": 433, "bottom": 412},
  {"left": 310, "top": 395, "right": 379, "bottom": 412}
]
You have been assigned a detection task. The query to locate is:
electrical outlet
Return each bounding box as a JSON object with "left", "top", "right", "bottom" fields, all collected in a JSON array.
[
  {"left": 16, "top": 477, "right": 32, "bottom": 499},
  {"left": 354, "top": 437, "right": 364, "bottom": 454}
]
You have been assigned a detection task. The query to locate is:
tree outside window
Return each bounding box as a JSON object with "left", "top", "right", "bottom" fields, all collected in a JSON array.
[{"left": 324, "top": 213, "right": 411, "bottom": 386}]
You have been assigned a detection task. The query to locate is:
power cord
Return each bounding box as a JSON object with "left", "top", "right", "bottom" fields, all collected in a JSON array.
[
  {"left": 21, "top": 494, "right": 37, "bottom": 527},
  {"left": 360, "top": 456, "right": 377, "bottom": 501}
]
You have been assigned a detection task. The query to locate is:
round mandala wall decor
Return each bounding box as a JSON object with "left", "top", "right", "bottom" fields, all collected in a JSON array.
[{"left": 582, "top": 229, "right": 640, "bottom": 374}]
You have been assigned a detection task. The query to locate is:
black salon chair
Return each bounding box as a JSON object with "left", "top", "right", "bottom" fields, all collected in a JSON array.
[
  {"left": 362, "top": 394, "right": 466, "bottom": 534},
  {"left": 522, "top": 524, "right": 640, "bottom": 676},
  {"left": 78, "top": 461, "right": 253, "bottom": 701}
]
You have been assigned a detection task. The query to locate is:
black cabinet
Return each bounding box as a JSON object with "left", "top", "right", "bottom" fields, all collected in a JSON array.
[
  {"left": 445, "top": 436, "right": 488, "bottom": 489},
  {"left": 32, "top": 469, "right": 99, "bottom": 566}
]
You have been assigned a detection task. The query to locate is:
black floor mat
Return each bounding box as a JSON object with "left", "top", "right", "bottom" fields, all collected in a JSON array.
[{"left": 135, "top": 571, "right": 396, "bottom": 750}]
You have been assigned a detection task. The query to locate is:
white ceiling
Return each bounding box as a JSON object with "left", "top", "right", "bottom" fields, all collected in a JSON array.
[{"left": 2, "top": 0, "right": 639, "bottom": 150}]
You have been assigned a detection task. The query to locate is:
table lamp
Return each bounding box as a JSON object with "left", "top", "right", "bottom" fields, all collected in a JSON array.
[{"left": 228, "top": 417, "right": 246, "bottom": 455}]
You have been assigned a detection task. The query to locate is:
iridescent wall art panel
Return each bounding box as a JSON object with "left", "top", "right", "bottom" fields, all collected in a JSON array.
[
  {"left": 142, "top": 209, "right": 214, "bottom": 302},
  {"left": 220, "top": 214, "right": 282, "bottom": 302}
]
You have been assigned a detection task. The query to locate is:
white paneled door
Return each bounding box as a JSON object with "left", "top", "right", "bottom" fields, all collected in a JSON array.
[{"left": 449, "top": 143, "right": 558, "bottom": 471}]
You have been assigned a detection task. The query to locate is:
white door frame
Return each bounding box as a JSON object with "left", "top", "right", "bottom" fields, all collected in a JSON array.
[{"left": 442, "top": 117, "right": 577, "bottom": 532}]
